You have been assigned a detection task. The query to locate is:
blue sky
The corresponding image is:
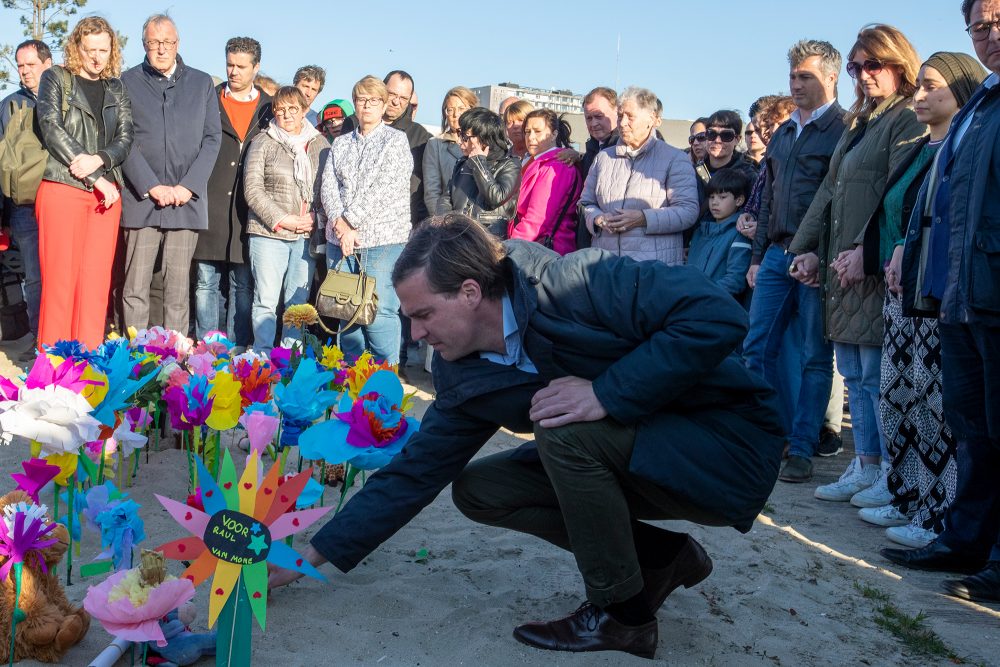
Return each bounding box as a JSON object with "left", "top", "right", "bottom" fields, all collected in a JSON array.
[{"left": 0, "top": 0, "right": 978, "bottom": 126}]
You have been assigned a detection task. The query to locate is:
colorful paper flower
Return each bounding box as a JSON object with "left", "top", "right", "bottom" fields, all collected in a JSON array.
[
  {"left": 109, "top": 419, "right": 148, "bottom": 458},
  {"left": 282, "top": 304, "right": 320, "bottom": 328},
  {"left": 231, "top": 357, "right": 279, "bottom": 407},
  {"left": 163, "top": 374, "right": 214, "bottom": 431},
  {"left": 206, "top": 371, "right": 241, "bottom": 431},
  {"left": 10, "top": 458, "right": 60, "bottom": 504},
  {"left": 155, "top": 451, "right": 333, "bottom": 629},
  {"left": 90, "top": 340, "right": 158, "bottom": 426},
  {"left": 0, "top": 385, "right": 102, "bottom": 453},
  {"left": 343, "top": 352, "right": 396, "bottom": 400},
  {"left": 299, "top": 370, "right": 419, "bottom": 470},
  {"left": 0, "top": 376, "right": 20, "bottom": 401},
  {"left": 272, "top": 360, "right": 338, "bottom": 449},
  {"left": 94, "top": 499, "right": 146, "bottom": 570},
  {"left": 318, "top": 345, "right": 345, "bottom": 372},
  {"left": 0, "top": 500, "right": 59, "bottom": 580},
  {"left": 84, "top": 554, "right": 196, "bottom": 646},
  {"left": 24, "top": 354, "right": 94, "bottom": 393},
  {"left": 238, "top": 411, "right": 279, "bottom": 458}
]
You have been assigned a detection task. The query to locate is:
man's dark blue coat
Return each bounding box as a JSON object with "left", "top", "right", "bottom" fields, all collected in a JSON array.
[{"left": 311, "top": 241, "right": 785, "bottom": 572}]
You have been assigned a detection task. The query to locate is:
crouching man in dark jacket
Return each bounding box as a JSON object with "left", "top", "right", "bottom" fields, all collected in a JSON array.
[{"left": 269, "top": 213, "right": 784, "bottom": 659}]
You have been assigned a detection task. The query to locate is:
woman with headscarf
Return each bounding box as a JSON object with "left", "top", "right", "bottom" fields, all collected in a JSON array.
[
  {"left": 789, "top": 24, "right": 927, "bottom": 507},
  {"left": 244, "top": 86, "right": 330, "bottom": 352},
  {"left": 854, "top": 52, "right": 986, "bottom": 549}
]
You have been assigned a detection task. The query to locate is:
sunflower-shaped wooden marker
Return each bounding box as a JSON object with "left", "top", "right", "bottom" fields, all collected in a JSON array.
[{"left": 154, "top": 450, "right": 333, "bottom": 665}]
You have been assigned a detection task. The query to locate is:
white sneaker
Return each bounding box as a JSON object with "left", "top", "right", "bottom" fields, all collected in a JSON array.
[
  {"left": 858, "top": 504, "right": 909, "bottom": 527},
  {"left": 850, "top": 462, "right": 893, "bottom": 508},
  {"left": 814, "top": 457, "right": 880, "bottom": 502},
  {"left": 885, "top": 524, "right": 937, "bottom": 549}
]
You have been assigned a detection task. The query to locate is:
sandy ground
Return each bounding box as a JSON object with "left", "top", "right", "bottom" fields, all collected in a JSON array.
[{"left": 1, "top": 336, "right": 998, "bottom": 667}]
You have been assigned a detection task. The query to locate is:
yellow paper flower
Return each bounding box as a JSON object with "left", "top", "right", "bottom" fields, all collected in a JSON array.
[
  {"left": 282, "top": 304, "right": 319, "bottom": 328},
  {"left": 80, "top": 365, "right": 109, "bottom": 408},
  {"left": 206, "top": 371, "right": 241, "bottom": 431},
  {"left": 345, "top": 352, "right": 396, "bottom": 399},
  {"left": 107, "top": 567, "right": 179, "bottom": 607},
  {"left": 44, "top": 450, "right": 79, "bottom": 486},
  {"left": 319, "top": 345, "right": 344, "bottom": 371}
]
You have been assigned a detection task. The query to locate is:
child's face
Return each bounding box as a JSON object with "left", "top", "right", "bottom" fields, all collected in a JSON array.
[{"left": 708, "top": 192, "right": 743, "bottom": 220}]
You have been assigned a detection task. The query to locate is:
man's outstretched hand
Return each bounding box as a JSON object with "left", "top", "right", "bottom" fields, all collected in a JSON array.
[
  {"left": 529, "top": 376, "right": 608, "bottom": 428},
  {"left": 268, "top": 544, "right": 327, "bottom": 591}
]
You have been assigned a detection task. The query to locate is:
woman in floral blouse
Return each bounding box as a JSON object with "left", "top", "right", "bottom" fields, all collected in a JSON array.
[{"left": 320, "top": 75, "right": 412, "bottom": 364}]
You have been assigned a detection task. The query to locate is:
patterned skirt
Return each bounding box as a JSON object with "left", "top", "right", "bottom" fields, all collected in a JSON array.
[{"left": 879, "top": 292, "right": 957, "bottom": 533}]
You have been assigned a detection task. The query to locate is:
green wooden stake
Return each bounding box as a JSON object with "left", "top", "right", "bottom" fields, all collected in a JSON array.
[
  {"left": 8, "top": 562, "right": 23, "bottom": 667},
  {"left": 279, "top": 447, "right": 289, "bottom": 473},
  {"left": 97, "top": 441, "right": 107, "bottom": 485},
  {"left": 216, "top": 573, "right": 252, "bottom": 667},
  {"left": 184, "top": 431, "right": 194, "bottom": 494},
  {"left": 66, "top": 473, "right": 75, "bottom": 586},
  {"left": 214, "top": 430, "right": 222, "bottom": 478}
]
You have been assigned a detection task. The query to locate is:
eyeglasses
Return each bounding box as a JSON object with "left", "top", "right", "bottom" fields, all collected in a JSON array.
[
  {"left": 705, "top": 129, "right": 737, "bottom": 142},
  {"left": 273, "top": 106, "right": 301, "bottom": 116},
  {"left": 388, "top": 93, "right": 411, "bottom": 104},
  {"left": 459, "top": 133, "right": 477, "bottom": 143},
  {"left": 144, "top": 39, "right": 178, "bottom": 50},
  {"left": 355, "top": 97, "right": 384, "bottom": 107},
  {"left": 688, "top": 132, "right": 707, "bottom": 145},
  {"left": 445, "top": 106, "right": 469, "bottom": 116},
  {"left": 967, "top": 18, "right": 1000, "bottom": 41},
  {"left": 744, "top": 130, "right": 756, "bottom": 138},
  {"left": 846, "top": 58, "right": 884, "bottom": 79}
]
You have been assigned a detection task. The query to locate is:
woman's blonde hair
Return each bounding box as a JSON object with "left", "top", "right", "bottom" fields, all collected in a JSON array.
[
  {"left": 502, "top": 99, "right": 534, "bottom": 124},
  {"left": 440, "top": 86, "right": 479, "bottom": 132},
  {"left": 352, "top": 75, "right": 388, "bottom": 104},
  {"left": 846, "top": 23, "right": 920, "bottom": 123},
  {"left": 63, "top": 16, "right": 123, "bottom": 78}
]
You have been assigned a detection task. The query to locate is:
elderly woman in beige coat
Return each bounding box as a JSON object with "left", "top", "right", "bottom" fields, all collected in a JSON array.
[
  {"left": 579, "top": 86, "right": 699, "bottom": 264},
  {"left": 244, "top": 86, "right": 330, "bottom": 352}
]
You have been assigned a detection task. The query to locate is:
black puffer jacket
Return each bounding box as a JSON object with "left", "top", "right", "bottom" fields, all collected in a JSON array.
[
  {"left": 447, "top": 153, "right": 520, "bottom": 234},
  {"left": 36, "top": 65, "right": 133, "bottom": 191}
]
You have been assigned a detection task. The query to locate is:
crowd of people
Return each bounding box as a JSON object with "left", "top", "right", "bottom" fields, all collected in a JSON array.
[{"left": 1, "top": 1, "right": 999, "bottom": 659}]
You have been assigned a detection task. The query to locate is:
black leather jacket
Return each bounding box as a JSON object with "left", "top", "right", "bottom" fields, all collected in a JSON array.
[
  {"left": 36, "top": 65, "right": 133, "bottom": 191},
  {"left": 448, "top": 153, "right": 520, "bottom": 227}
]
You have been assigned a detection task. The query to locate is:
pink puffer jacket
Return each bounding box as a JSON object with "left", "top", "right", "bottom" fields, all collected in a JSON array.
[{"left": 508, "top": 149, "right": 582, "bottom": 255}]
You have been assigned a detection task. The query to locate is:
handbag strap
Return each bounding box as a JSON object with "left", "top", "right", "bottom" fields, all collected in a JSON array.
[{"left": 540, "top": 167, "right": 582, "bottom": 247}]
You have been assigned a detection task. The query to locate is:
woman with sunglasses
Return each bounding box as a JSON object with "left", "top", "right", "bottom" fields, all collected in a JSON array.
[
  {"left": 447, "top": 108, "right": 521, "bottom": 238},
  {"left": 854, "top": 52, "right": 985, "bottom": 548},
  {"left": 694, "top": 110, "right": 759, "bottom": 208},
  {"left": 687, "top": 117, "right": 709, "bottom": 165},
  {"left": 788, "top": 24, "right": 926, "bottom": 507}
]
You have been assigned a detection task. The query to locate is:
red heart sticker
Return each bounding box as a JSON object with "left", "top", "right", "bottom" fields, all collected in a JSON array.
[
  {"left": 263, "top": 488, "right": 273, "bottom": 495},
  {"left": 280, "top": 495, "right": 288, "bottom": 503},
  {"left": 177, "top": 543, "right": 186, "bottom": 553},
  {"left": 223, "top": 482, "right": 233, "bottom": 490},
  {"left": 215, "top": 588, "right": 224, "bottom": 595},
  {"left": 252, "top": 591, "right": 262, "bottom": 599},
  {"left": 243, "top": 482, "right": 253, "bottom": 490},
  {"left": 295, "top": 558, "right": 303, "bottom": 567},
  {"left": 205, "top": 490, "right": 213, "bottom": 497},
  {"left": 185, "top": 575, "right": 195, "bottom": 582},
  {"left": 184, "top": 512, "right": 192, "bottom": 520},
  {"left": 292, "top": 518, "right": 300, "bottom": 527}
]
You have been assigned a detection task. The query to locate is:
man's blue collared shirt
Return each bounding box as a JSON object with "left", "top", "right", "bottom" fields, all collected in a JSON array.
[{"left": 478, "top": 293, "right": 538, "bottom": 374}]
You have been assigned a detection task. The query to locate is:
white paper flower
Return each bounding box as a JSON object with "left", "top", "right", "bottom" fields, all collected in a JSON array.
[
  {"left": 0, "top": 385, "right": 102, "bottom": 454},
  {"left": 110, "top": 419, "right": 148, "bottom": 457}
]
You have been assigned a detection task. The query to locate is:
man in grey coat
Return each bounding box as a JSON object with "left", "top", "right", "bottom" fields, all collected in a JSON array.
[{"left": 120, "top": 14, "right": 221, "bottom": 335}]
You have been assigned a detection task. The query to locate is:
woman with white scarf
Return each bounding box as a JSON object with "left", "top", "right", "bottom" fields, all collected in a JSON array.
[{"left": 244, "top": 86, "right": 330, "bottom": 352}]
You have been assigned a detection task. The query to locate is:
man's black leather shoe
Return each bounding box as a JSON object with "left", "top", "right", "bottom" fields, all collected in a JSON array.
[
  {"left": 513, "top": 603, "right": 657, "bottom": 659},
  {"left": 880, "top": 540, "right": 986, "bottom": 575},
  {"left": 942, "top": 562, "right": 1000, "bottom": 603},
  {"left": 642, "top": 535, "right": 713, "bottom": 611}
]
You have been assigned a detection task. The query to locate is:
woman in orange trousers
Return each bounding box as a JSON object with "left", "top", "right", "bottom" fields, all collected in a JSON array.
[{"left": 34, "top": 16, "right": 133, "bottom": 350}]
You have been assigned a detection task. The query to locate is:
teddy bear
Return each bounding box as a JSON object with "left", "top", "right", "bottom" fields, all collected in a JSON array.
[
  {"left": 145, "top": 605, "right": 216, "bottom": 667},
  {"left": 0, "top": 489, "right": 90, "bottom": 663}
]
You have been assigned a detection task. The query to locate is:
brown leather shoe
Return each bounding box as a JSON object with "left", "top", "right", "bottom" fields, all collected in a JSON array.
[
  {"left": 513, "top": 603, "right": 657, "bottom": 659},
  {"left": 642, "top": 535, "right": 713, "bottom": 611}
]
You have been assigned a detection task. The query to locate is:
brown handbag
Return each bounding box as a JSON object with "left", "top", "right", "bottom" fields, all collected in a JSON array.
[{"left": 315, "top": 253, "right": 378, "bottom": 334}]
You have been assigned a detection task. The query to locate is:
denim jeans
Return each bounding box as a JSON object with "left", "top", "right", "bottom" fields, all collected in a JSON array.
[
  {"left": 326, "top": 243, "right": 404, "bottom": 364},
  {"left": 7, "top": 204, "right": 41, "bottom": 334},
  {"left": 834, "top": 342, "right": 886, "bottom": 459},
  {"left": 938, "top": 322, "right": 1000, "bottom": 561},
  {"left": 743, "top": 246, "right": 833, "bottom": 458},
  {"left": 249, "top": 235, "right": 313, "bottom": 352},
  {"left": 194, "top": 260, "right": 252, "bottom": 346}
]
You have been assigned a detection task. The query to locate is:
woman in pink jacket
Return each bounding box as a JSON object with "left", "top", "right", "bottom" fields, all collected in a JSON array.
[{"left": 507, "top": 109, "right": 582, "bottom": 255}]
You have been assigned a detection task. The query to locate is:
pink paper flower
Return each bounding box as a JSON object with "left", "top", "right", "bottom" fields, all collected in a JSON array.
[{"left": 84, "top": 569, "right": 196, "bottom": 646}]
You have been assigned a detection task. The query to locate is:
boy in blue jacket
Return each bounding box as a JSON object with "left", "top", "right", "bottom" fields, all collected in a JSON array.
[{"left": 687, "top": 170, "right": 752, "bottom": 300}]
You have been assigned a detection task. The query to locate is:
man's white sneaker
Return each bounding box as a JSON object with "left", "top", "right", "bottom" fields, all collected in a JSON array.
[
  {"left": 814, "top": 457, "right": 880, "bottom": 502},
  {"left": 858, "top": 504, "right": 910, "bottom": 527},
  {"left": 885, "top": 524, "right": 937, "bottom": 549},
  {"left": 850, "top": 462, "right": 893, "bottom": 508}
]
